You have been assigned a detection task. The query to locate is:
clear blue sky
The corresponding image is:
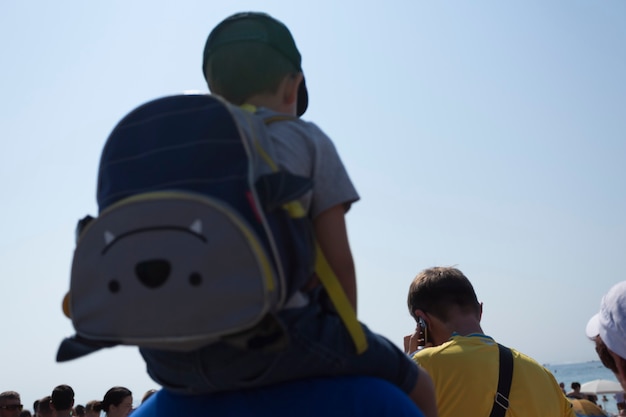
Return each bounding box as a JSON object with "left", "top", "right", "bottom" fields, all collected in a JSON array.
[{"left": 1, "top": 0, "right": 625, "bottom": 411}]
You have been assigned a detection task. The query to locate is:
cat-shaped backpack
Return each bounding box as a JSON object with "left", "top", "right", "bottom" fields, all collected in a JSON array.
[{"left": 57, "top": 93, "right": 366, "bottom": 361}]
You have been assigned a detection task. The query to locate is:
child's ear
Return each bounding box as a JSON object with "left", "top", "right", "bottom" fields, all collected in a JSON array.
[{"left": 283, "top": 73, "right": 304, "bottom": 107}]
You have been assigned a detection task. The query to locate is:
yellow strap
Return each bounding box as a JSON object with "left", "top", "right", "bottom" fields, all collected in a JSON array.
[{"left": 314, "top": 244, "right": 368, "bottom": 354}]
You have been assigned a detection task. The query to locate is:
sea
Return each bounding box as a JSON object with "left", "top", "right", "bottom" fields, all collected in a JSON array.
[{"left": 545, "top": 360, "right": 622, "bottom": 415}]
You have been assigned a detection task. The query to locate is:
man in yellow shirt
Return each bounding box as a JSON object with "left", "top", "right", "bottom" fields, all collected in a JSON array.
[{"left": 405, "top": 267, "right": 575, "bottom": 417}]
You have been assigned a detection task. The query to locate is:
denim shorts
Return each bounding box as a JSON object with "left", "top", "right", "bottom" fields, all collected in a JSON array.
[{"left": 140, "top": 289, "right": 418, "bottom": 395}]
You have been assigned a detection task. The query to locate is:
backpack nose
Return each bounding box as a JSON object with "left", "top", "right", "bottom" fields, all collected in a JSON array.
[{"left": 135, "top": 259, "right": 171, "bottom": 288}]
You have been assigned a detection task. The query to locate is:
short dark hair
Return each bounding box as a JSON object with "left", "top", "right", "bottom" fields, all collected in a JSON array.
[
  {"left": 141, "top": 389, "right": 157, "bottom": 404},
  {"left": 0, "top": 391, "right": 20, "bottom": 402},
  {"left": 37, "top": 396, "right": 53, "bottom": 414},
  {"left": 84, "top": 400, "right": 99, "bottom": 412},
  {"left": 408, "top": 266, "right": 480, "bottom": 322},
  {"left": 571, "top": 382, "right": 581, "bottom": 389},
  {"left": 74, "top": 404, "right": 86, "bottom": 417},
  {"left": 51, "top": 384, "right": 74, "bottom": 410}
]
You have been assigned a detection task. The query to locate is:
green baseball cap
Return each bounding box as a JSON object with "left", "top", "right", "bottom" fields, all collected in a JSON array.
[{"left": 202, "top": 12, "right": 308, "bottom": 116}]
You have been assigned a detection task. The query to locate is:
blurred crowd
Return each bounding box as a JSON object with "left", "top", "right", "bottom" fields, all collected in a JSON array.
[{"left": 0, "top": 385, "right": 157, "bottom": 417}]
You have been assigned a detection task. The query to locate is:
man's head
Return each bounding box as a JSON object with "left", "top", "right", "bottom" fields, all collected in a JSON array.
[
  {"left": 571, "top": 382, "right": 581, "bottom": 391},
  {"left": 586, "top": 281, "right": 626, "bottom": 389},
  {"left": 141, "top": 389, "right": 157, "bottom": 404},
  {"left": 84, "top": 400, "right": 99, "bottom": 417},
  {"left": 36, "top": 397, "right": 53, "bottom": 417},
  {"left": 408, "top": 267, "right": 481, "bottom": 321},
  {"left": 202, "top": 11, "right": 308, "bottom": 116},
  {"left": 0, "top": 392, "right": 22, "bottom": 417},
  {"left": 74, "top": 405, "right": 86, "bottom": 417},
  {"left": 407, "top": 267, "right": 482, "bottom": 345},
  {"left": 51, "top": 385, "right": 74, "bottom": 412}
]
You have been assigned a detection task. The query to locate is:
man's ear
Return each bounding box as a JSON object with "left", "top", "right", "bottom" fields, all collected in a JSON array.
[
  {"left": 614, "top": 354, "right": 626, "bottom": 388},
  {"left": 413, "top": 309, "right": 428, "bottom": 323}
]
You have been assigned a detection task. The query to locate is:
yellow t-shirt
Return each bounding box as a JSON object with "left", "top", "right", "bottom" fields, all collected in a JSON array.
[{"left": 413, "top": 334, "right": 576, "bottom": 417}]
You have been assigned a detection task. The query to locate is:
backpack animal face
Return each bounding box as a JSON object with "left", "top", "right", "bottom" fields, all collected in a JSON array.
[{"left": 57, "top": 94, "right": 315, "bottom": 360}]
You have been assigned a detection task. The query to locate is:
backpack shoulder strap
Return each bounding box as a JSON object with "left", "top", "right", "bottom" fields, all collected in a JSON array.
[{"left": 489, "top": 343, "right": 514, "bottom": 417}]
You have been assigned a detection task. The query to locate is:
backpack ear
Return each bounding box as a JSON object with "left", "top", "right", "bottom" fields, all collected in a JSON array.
[
  {"left": 75, "top": 215, "right": 95, "bottom": 243},
  {"left": 62, "top": 292, "right": 71, "bottom": 318}
]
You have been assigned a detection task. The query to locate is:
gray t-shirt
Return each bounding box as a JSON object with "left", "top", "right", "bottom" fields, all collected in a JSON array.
[{"left": 256, "top": 108, "right": 360, "bottom": 218}]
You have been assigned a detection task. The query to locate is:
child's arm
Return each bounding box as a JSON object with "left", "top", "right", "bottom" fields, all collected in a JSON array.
[
  {"left": 314, "top": 204, "right": 357, "bottom": 311},
  {"left": 409, "top": 367, "right": 439, "bottom": 417}
]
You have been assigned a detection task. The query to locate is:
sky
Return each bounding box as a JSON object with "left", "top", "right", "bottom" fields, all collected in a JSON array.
[{"left": 1, "top": 0, "right": 625, "bottom": 412}]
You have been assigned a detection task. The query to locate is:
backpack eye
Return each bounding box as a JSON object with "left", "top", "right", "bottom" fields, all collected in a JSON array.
[
  {"left": 189, "top": 273, "right": 202, "bottom": 286},
  {"left": 108, "top": 280, "right": 121, "bottom": 293}
]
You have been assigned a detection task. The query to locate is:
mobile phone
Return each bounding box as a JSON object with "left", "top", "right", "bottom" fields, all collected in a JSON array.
[{"left": 417, "top": 317, "right": 429, "bottom": 350}]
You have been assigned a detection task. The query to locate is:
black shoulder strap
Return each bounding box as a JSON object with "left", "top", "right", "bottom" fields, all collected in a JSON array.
[{"left": 489, "top": 343, "right": 514, "bottom": 417}]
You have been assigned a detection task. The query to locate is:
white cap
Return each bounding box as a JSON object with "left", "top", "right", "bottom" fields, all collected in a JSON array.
[{"left": 586, "top": 281, "right": 626, "bottom": 360}]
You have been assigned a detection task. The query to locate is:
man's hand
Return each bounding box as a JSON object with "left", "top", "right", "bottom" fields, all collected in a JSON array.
[
  {"left": 404, "top": 325, "right": 433, "bottom": 355},
  {"left": 404, "top": 327, "right": 421, "bottom": 355}
]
